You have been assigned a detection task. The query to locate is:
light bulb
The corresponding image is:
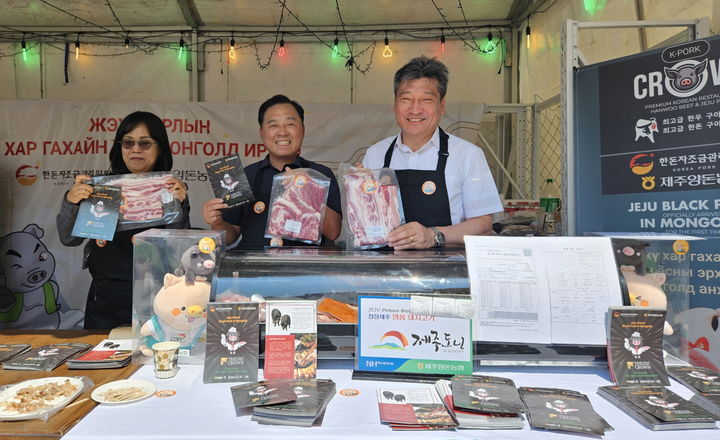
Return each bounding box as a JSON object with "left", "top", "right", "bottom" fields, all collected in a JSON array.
[
  {"left": 525, "top": 25, "right": 531, "bottom": 49},
  {"left": 440, "top": 34, "right": 446, "bottom": 53},
  {"left": 278, "top": 37, "right": 286, "bottom": 57},
  {"left": 75, "top": 37, "right": 80, "bottom": 60},
  {"left": 124, "top": 37, "right": 130, "bottom": 49},
  {"left": 229, "top": 37, "right": 236, "bottom": 60},
  {"left": 178, "top": 37, "right": 185, "bottom": 59},
  {"left": 383, "top": 34, "right": 392, "bottom": 58},
  {"left": 332, "top": 37, "right": 339, "bottom": 58}
]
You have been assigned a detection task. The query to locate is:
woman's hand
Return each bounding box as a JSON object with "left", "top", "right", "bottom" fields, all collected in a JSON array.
[
  {"left": 166, "top": 178, "right": 187, "bottom": 202},
  {"left": 66, "top": 174, "right": 93, "bottom": 204}
]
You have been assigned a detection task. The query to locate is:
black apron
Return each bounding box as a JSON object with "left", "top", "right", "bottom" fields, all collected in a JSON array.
[
  {"left": 383, "top": 128, "right": 452, "bottom": 227},
  {"left": 238, "top": 157, "right": 324, "bottom": 249}
]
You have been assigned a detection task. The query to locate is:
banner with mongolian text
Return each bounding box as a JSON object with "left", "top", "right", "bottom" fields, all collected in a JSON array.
[{"left": 0, "top": 99, "right": 487, "bottom": 329}]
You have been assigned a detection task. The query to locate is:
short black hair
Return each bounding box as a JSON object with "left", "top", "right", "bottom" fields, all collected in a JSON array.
[
  {"left": 394, "top": 56, "right": 449, "bottom": 99},
  {"left": 257, "top": 95, "right": 305, "bottom": 126},
  {"left": 109, "top": 111, "right": 173, "bottom": 174}
]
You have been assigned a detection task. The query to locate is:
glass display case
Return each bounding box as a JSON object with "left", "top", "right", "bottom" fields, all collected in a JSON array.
[{"left": 212, "top": 248, "right": 470, "bottom": 359}]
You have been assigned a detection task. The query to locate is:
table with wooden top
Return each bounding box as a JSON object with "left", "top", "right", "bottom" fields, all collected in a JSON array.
[{"left": 0, "top": 330, "right": 140, "bottom": 440}]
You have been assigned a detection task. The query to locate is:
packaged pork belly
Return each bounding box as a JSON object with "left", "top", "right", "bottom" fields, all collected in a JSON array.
[
  {"left": 91, "top": 172, "right": 183, "bottom": 231},
  {"left": 339, "top": 164, "right": 404, "bottom": 249},
  {"left": 265, "top": 168, "right": 330, "bottom": 244}
]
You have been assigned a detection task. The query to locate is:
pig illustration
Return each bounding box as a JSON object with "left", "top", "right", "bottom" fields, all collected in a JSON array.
[
  {"left": 0, "top": 224, "right": 83, "bottom": 329},
  {"left": 664, "top": 59, "right": 707, "bottom": 92}
]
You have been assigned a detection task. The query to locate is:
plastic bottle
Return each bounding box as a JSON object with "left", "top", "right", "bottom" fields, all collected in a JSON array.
[
  {"left": 539, "top": 178, "right": 560, "bottom": 213},
  {"left": 539, "top": 178, "right": 561, "bottom": 235}
]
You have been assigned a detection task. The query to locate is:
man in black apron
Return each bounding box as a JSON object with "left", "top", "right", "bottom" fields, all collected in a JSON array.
[
  {"left": 202, "top": 95, "right": 342, "bottom": 249},
  {"left": 362, "top": 56, "right": 502, "bottom": 250}
]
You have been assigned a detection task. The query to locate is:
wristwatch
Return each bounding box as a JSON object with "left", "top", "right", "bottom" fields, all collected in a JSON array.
[{"left": 431, "top": 227, "right": 445, "bottom": 248}]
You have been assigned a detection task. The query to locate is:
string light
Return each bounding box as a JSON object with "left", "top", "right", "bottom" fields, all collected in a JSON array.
[
  {"left": 526, "top": 24, "right": 531, "bottom": 49},
  {"left": 483, "top": 29, "right": 496, "bottom": 54},
  {"left": 383, "top": 31, "right": 392, "bottom": 58},
  {"left": 332, "top": 34, "right": 339, "bottom": 58},
  {"left": 229, "top": 33, "right": 236, "bottom": 59},
  {"left": 278, "top": 33, "right": 286, "bottom": 57},
  {"left": 21, "top": 34, "right": 27, "bottom": 61},
  {"left": 440, "top": 30, "right": 446, "bottom": 53},
  {"left": 178, "top": 35, "right": 185, "bottom": 59},
  {"left": 124, "top": 36, "right": 130, "bottom": 49},
  {"left": 74, "top": 34, "right": 80, "bottom": 60}
]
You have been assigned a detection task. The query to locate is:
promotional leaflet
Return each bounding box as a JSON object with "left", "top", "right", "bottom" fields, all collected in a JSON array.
[
  {"left": 519, "top": 387, "right": 610, "bottom": 436},
  {"left": 2, "top": 343, "right": 92, "bottom": 371},
  {"left": 357, "top": 296, "right": 472, "bottom": 375},
  {"left": 230, "top": 379, "right": 297, "bottom": 413},
  {"left": 607, "top": 307, "right": 669, "bottom": 385},
  {"left": 66, "top": 338, "right": 133, "bottom": 369},
  {"left": 464, "top": 236, "right": 623, "bottom": 344},
  {"left": 204, "top": 154, "right": 254, "bottom": 209},
  {"left": 71, "top": 185, "right": 121, "bottom": 241},
  {"left": 668, "top": 365, "right": 720, "bottom": 394},
  {"left": 376, "top": 387, "right": 457, "bottom": 430},
  {"left": 263, "top": 300, "right": 317, "bottom": 380},
  {"left": 450, "top": 375, "right": 524, "bottom": 414},
  {"left": 0, "top": 345, "right": 31, "bottom": 364},
  {"left": 203, "top": 302, "right": 259, "bottom": 383}
]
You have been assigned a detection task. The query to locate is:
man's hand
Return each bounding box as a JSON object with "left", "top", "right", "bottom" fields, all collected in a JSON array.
[
  {"left": 387, "top": 222, "right": 435, "bottom": 250},
  {"left": 202, "top": 198, "right": 228, "bottom": 228}
]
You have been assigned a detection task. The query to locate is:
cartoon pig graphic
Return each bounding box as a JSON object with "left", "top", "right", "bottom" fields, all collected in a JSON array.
[
  {"left": 0, "top": 224, "right": 83, "bottom": 329},
  {"left": 664, "top": 59, "right": 708, "bottom": 92}
]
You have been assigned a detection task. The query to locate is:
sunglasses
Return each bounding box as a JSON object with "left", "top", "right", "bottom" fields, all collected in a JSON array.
[{"left": 120, "top": 139, "right": 157, "bottom": 150}]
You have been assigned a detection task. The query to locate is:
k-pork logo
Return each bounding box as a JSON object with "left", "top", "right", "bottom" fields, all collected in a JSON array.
[
  {"left": 15, "top": 165, "right": 39, "bottom": 186},
  {"left": 634, "top": 40, "right": 717, "bottom": 100}
]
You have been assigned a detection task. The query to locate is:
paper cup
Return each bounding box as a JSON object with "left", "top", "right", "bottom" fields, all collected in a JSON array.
[{"left": 151, "top": 341, "right": 180, "bottom": 379}]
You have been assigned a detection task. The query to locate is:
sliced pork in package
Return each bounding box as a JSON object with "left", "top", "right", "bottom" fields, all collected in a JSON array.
[
  {"left": 92, "top": 172, "right": 183, "bottom": 231},
  {"left": 265, "top": 168, "right": 330, "bottom": 244},
  {"left": 339, "top": 164, "right": 404, "bottom": 249}
]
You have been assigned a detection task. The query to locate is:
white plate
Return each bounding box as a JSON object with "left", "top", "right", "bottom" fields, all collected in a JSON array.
[
  {"left": 0, "top": 376, "right": 85, "bottom": 421},
  {"left": 91, "top": 379, "right": 156, "bottom": 405}
]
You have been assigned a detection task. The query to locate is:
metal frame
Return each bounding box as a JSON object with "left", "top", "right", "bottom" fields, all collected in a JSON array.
[{"left": 561, "top": 18, "right": 710, "bottom": 235}]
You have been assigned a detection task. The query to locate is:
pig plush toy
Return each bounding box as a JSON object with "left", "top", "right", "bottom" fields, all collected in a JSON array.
[
  {"left": 620, "top": 266, "right": 673, "bottom": 336},
  {"left": 139, "top": 273, "right": 210, "bottom": 356}
]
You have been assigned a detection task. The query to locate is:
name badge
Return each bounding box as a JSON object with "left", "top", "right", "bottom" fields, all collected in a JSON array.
[
  {"left": 421, "top": 180, "right": 436, "bottom": 195},
  {"left": 253, "top": 201, "right": 266, "bottom": 214},
  {"left": 95, "top": 239, "right": 107, "bottom": 248}
]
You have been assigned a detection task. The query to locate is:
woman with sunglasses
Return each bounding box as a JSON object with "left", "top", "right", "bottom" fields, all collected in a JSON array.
[{"left": 56, "top": 111, "right": 190, "bottom": 329}]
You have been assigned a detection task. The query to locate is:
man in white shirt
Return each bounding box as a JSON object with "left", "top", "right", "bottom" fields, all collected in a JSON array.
[{"left": 363, "top": 56, "right": 502, "bottom": 249}]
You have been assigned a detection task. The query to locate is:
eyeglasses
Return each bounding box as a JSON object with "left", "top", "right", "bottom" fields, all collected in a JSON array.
[{"left": 120, "top": 139, "right": 157, "bottom": 150}]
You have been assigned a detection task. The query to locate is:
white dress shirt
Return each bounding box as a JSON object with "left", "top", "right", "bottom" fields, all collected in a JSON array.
[{"left": 362, "top": 128, "right": 503, "bottom": 225}]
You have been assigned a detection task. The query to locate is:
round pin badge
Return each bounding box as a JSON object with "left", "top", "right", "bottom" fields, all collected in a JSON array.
[
  {"left": 253, "top": 201, "right": 266, "bottom": 214},
  {"left": 154, "top": 390, "right": 176, "bottom": 398},
  {"left": 421, "top": 180, "right": 436, "bottom": 195},
  {"left": 269, "top": 237, "right": 284, "bottom": 247},
  {"left": 294, "top": 175, "right": 308, "bottom": 187},
  {"left": 338, "top": 389, "right": 360, "bottom": 397},
  {"left": 197, "top": 237, "right": 216, "bottom": 254},
  {"left": 362, "top": 179, "right": 379, "bottom": 194},
  {"left": 95, "top": 239, "right": 107, "bottom": 248},
  {"left": 672, "top": 240, "right": 689, "bottom": 255}
]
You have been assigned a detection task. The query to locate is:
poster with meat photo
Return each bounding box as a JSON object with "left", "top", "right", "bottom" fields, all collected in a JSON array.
[
  {"left": 204, "top": 154, "right": 254, "bottom": 209},
  {"left": 92, "top": 172, "right": 182, "bottom": 231},
  {"left": 265, "top": 169, "right": 330, "bottom": 244},
  {"left": 339, "top": 164, "right": 404, "bottom": 249}
]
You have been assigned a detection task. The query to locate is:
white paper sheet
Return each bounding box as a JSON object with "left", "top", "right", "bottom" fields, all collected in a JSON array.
[{"left": 464, "top": 236, "right": 623, "bottom": 345}]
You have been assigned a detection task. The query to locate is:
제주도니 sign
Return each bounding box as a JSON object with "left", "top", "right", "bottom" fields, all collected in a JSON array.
[{"left": 356, "top": 296, "right": 472, "bottom": 375}]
